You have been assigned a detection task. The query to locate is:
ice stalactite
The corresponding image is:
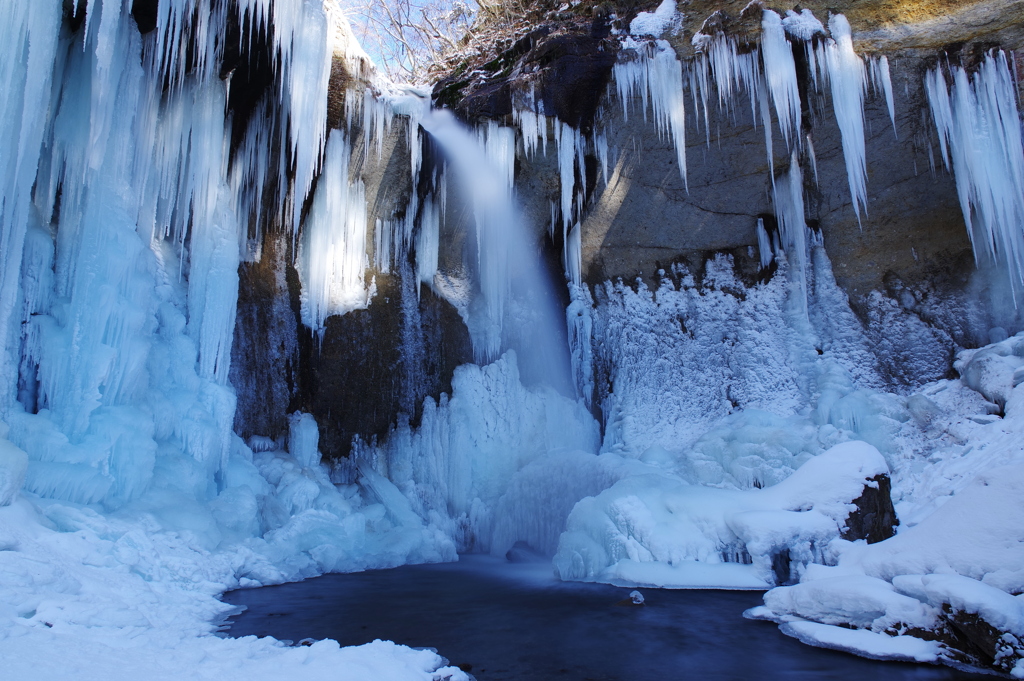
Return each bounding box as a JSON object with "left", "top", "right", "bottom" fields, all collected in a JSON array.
[
  {"left": 757, "top": 218, "right": 778, "bottom": 269},
  {"left": 613, "top": 39, "right": 688, "bottom": 188},
  {"left": 926, "top": 51, "right": 1024, "bottom": 295},
  {"left": 297, "top": 130, "right": 372, "bottom": 339},
  {"left": 761, "top": 10, "right": 802, "bottom": 150},
  {"left": 690, "top": 32, "right": 776, "bottom": 177},
  {"left": 567, "top": 281, "right": 595, "bottom": 408},
  {"left": 824, "top": 14, "right": 869, "bottom": 224},
  {"left": 512, "top": 86, "right": 550, "bottom": 159},
  {"left": 556, "top": 121, "right": 586, "bottom": 232},
  {"left": 870, "top": 55, "right": 898, "bottom": 135}
]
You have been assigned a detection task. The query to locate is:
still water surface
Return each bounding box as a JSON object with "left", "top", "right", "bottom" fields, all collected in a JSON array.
[{"left": 223, "top": 556, "right": 991, "bottom": 681}]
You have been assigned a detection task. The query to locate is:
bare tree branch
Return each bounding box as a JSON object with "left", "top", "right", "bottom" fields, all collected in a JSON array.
[{"left": 338, "top": 0, "right": 476, "bottom": 83}]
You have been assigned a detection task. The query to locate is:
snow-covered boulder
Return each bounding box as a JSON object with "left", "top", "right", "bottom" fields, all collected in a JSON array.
[
  {"left": 754, "top": 462, "right": 1024, "bottom": 676},
  {"left": 553, "top": 441, "right": 895, "bottom": 588}
]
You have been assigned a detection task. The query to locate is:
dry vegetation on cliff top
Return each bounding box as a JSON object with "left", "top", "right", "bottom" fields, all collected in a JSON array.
[{"left": 427, "top": 0, "right": 1021, "bottom": 85}]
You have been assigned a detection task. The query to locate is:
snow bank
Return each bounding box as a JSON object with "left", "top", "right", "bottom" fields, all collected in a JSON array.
[{"left": 779, "top": 621, "right": 942, "bottom": 663}]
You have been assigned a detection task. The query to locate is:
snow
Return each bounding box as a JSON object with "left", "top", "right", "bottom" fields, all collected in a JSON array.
[
  {"left": 781, "top": 9, "right": 825, "bottom": 42},
  {"left": 0, "top": 497, "right": 468, "bottom": 681},
  {"left": 751, "top": 334, "right": 1024, "bottom": 666},
  {"left": 629, "top": 0, "right": 680, "bottom": 38},
  {"left": 779, "top": 621, "right": 942, "bottom": 663}
]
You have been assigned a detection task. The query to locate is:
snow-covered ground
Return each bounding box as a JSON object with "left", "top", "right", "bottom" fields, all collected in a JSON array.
[{"left": 0, "top": 491, "right": 466, "bottom": 681}]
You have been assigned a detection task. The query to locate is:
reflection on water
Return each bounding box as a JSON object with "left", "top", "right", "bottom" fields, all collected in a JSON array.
[{"left": 222, "top": 556, "right": 988, "bottom": 681}]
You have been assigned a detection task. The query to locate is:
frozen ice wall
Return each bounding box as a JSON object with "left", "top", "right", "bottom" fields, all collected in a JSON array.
[{"left": 0, "top": 0, "right": 457, "bottom": 581}]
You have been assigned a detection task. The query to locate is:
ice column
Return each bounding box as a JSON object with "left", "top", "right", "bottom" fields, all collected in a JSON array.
[
  {"left": 774, "top": 152, "right": 811, "bottom": 314},
  {"left": 926, "top": 51, "right": 1024, "bottom": 293},
  {"left": 297, "top": 129, "right": 372, "bottom": 339},
  {"left": 0, "top": 2, "right": 63, "bottom": 412}
]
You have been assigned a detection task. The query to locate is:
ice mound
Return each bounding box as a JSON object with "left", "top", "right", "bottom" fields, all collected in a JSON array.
[{"left": 0, "top": 439, "right": 28, "bottom": 507}]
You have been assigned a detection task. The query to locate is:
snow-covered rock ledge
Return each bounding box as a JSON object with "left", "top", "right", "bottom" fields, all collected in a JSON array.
[
  {"left": 552, "top": 441, "right": 898, "bottom": 589},
  {"left": 749, "top": 461, "right": 1024, "bottom": 677},
  {"left": 747, "top": 339, "right": 1024, "bottom": 678}
]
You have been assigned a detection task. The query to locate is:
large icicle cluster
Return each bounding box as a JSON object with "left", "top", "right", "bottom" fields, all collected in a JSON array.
[
  {"left": 0, "top": 0, "right": 459, "bottom": 582},
  {"left": 297, "top": 130, "right": 373, "bottom": 338},
  {"left": 609, "top": 8, "right": 890, "bottom": 229},
  {"left": 926, "top": 51, "right": 1024, "bottom": 293},
  {"left": 1, "top": 0, "right": 330, "bottom": 508}
]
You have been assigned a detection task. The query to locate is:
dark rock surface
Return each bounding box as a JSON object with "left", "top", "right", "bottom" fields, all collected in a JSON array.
[
  {"left": 231, "top": 232, "right": 303, "bottom": 442},
  {"left": 841, "top": 474, "right": 899, "bottom": 544},
  {"left": 434, "top": 30, "right": 619, "bottom": 131}
]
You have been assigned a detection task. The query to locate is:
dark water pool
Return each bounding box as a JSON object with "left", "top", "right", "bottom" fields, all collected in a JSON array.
[{"left": 222, "top": 557, "right": 991, "bottom": 681}]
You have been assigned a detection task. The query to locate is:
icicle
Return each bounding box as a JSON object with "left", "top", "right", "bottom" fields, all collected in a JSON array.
[
  {"left": 416, "top": 195, "right": 442, "bottom": 293},
  {"left": 513, "top": 87, "right": 548, "bottom": 159},
  {"left": 565, "top": 222, "right": 583, "bottom": 287},
  {"left": 871, "top": 56, "right": 897, "bottom": 136},
  {"left": 556, "top": 121, "right": 583, "bottom": 231},
  {"left": 0, "top": 1, "right": 63, "bottom": 409},
  {"left": 613, "top": 40, "right": 688, "bottom": 188},
  {"left": 566, "top": 283, "right": 594, "bottom": 408},
  {"left": 807, "top": 134, "right": 819, "bottom": 186},
  {"left": 825, "top": 14, "right": 869, "bottom": 224},
  {"left": 285, "top": 1, "right": 335, "bottom": 234},
  {"left": 297, "top": 130, "right": 372, "bottom": 340},
  {"left": 926, "top": 51, "right": 1024, "bottom": 295},
  {"left": 756, "top": 218, "right": 775, "bottom": 268},
  {"left": 773, "top": 151, "right": 810, "bottom": 314},
  {"left": 595, "top": 129, "right": 610, "bottom": 186},
  {"left": 761, "top": 10, "right": 802, "bottom": 149}
]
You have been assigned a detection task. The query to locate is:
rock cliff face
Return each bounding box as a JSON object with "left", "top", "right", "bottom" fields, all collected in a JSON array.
[
  {"left": 430, "top": 0, "right": 1024, "bottom": 391},
  {"left": 231, "top": 0, "right": 1024, "bottom": 453}
]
